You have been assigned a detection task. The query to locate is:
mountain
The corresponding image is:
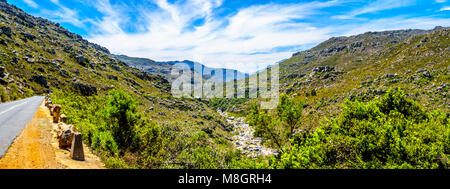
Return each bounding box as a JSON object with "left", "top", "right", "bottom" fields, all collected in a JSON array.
[
  {"left": 116, "top": 54, "right": 248, "bottom": 82},
  {"left": 1, "top": 0, "right": 448, "bottom": 170},
  {"left": 227, "top": 27, "right": 449, "bottom": 130},
  {"left": 0, "top": 0, "right": 235, "bottom": 169}
]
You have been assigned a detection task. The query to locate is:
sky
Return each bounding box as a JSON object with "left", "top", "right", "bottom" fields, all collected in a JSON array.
[{"left": 7, "top": 0, "right": 450, "bottom": 73}]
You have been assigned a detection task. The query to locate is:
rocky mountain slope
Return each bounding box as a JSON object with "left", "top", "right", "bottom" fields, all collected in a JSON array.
[
  {"left": 235, "top": 27, "right": 449, "bottom": 130},
  {"left": 0, "top": 0, "right": 235, "bottom": 168},
  {"left": 220, "top": 27, "right": 448, "bottom": 130}
]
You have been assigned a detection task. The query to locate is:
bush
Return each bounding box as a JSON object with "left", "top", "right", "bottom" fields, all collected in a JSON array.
[
  {"left": 102, "top": 89, "right": 140, "bottom": 150},
  {"left": 274, "top": 88, "right": 450, "bottom": 169},
  {"left": 136, "top": 120, "right": 164, "bottom": 168},
  {"left": 92, "top": 131, "right": 119, "bottom": 155},
  {"left": 249, "top": 94, "right": 304, "bottom": 150}
]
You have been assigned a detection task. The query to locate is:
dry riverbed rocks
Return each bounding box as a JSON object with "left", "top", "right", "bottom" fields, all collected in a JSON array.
[{"left": 218, "top": 110, "right": 276, "bottom": 158}]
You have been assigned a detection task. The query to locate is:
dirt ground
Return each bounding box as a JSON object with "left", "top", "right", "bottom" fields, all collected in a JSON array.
[{"left": 0, "top": 101, "right": 105, "bottom": 169}]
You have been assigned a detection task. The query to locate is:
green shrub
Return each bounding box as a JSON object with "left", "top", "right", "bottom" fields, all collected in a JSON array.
[
  {"left": 92, "top": 131, "right": 119, "bottom": 155},
  {"left": 0, "top": 87, "right": 8, "bottom": 102},
  {"left": 249, "top": 94, "right": 304, "bottom": 150},
  {"left": 102, "top": 89, "right": 140, "bottom": 150},
  {"left": 274, "top": 88, "right": 450, "bottom": 169},
  {"left": 136, "top": 120, "right": 164, "bottom": 168}
]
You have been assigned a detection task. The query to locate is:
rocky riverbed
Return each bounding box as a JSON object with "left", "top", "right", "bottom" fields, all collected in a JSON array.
[{"left": 218, "top": 110, "right": 277, "bottom": 158}]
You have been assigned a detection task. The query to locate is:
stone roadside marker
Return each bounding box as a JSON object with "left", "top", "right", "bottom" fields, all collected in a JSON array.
[{"left": 70, "top": 132, "right": 85, "bottom": 161}]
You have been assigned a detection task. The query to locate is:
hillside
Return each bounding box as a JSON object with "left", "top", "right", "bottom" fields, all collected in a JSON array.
[
  {"left": 0, "top": 0, "right": 448, "bottom": 169},
  {"left": 0, "top": 0, "right": 237, "bottom": 168},
  {"left": 276, "top": 27, "right": 449, "bottom": 129},
  {"left": 223, "top": 27, "right": 449, "bottom": 129}
]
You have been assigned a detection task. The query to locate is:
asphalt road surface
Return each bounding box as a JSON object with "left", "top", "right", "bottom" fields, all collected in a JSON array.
[{"left": 0, "top": 96, "right": 44, "bottom": 158}]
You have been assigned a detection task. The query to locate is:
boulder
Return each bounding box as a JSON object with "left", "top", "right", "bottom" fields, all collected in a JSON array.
[
  {"left": 53, "top": 115, "right": 59, "bottom": 123},
  {"left": 0, "top": 66, "right": 6, "bottom": 78},
  {"left": 70, "top": 133, "right": 85, "bottom": 161},
  {"left": 45, "top": 100, "right": 52, "bottom": 108},
  {"left": 0, "top": 26, "right": 12, "bottom": 38},
  {"left": 58, "top": 127, "right": 74, "bottom": 149},
  {"left": 107, "top": 75, "right": 118, "bottom": 80},
  {"left": 73, "top": 82, "right": 97, "bottom": 96},
  {"left": 30, "top": 75, "right": 49, "bottom": 88},
  {"left": 51, "top": 105, "right": 61, "bottom": 122},
  {"left": 60, "top": 114, "right": 67, "bottom": 123},
  {"left": 60, "top": 69, "right": 69, "bottom": 77}
]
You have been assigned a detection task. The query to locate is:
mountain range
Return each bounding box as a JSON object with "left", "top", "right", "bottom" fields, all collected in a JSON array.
[
  {"left": 116, "top": 54, "right": 248, "bottom": 82},
  {"left": 0, "top": 0, "right": 448, "bottom": 169}
]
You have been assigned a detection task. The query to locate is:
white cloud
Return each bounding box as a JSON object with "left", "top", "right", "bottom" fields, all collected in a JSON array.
[
  {"left": 333, "top": 0, "right": 415, "bottom": 19},
  {"left": 89, "top": 0, "right": 126, "bottom": 35},
  {"left": 23, "top": 0, "right": 38, "bottom": 8},
  {"left": 436, "top": 0, "right": 447, "bottom": 3},
  {"left": 340, "top": 17, "right": 450, "bottom": 36},
  {"left": 88, "top": 1, "right": 337, "bottom": 73},
  {"left": 74, "top": 0, "right": 448, "bottom": 73},
  {"left": 41, "top": 0, "right": 91, "bottom": 28},
  {"left": 440, "top": 6, "right": 450, "bottom": 11}
]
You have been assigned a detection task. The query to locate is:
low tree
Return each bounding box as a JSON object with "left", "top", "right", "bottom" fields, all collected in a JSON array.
[
  {"left": 102, "top": 89, "right": 140, "bottom": 150},
  {"left": 249, "top": 94, "right": 304, "bottom": 151}
]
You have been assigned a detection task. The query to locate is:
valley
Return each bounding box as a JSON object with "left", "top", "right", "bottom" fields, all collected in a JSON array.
[{"left": 0, "top": 0, "right": 448, "bottom": 169}]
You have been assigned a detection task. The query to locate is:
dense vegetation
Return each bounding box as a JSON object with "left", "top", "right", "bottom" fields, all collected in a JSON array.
[
  {"left": 51, "top": 89, "right": 258, "bottom": 169},
  {"left": 0, "top": 0, "right": 448, "bottom": 169},
  {"left": 248, "top": 89, "right": 449, "bottom": 169}
]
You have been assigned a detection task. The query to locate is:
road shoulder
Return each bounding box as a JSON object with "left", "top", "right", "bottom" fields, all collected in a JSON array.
[{"left": 0, "top": 100, "right": 105, "bottom": 169}]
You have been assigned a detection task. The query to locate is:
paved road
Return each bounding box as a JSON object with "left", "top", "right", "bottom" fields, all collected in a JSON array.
[{"left": 0, "top": 96, "right": 45, "bottom": 158}]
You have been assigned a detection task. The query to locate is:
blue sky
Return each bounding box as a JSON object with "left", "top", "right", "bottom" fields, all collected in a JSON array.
[{"left": 8, "top": 0, "right": 450, "bottom": 73}]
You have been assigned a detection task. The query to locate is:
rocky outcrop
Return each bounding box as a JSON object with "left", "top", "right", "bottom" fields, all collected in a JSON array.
[
  {"left": 51, "top": 104, "right": 61, "bottom": 123},
  {"left": 107, "top": 74, "right": 118, "bottom": 80},
  {"left": 0, "top": 26, "right": 12, "bottom": 38},
  {"left": 0, "top": 66, "right": 6, "bottom": 78},
  {"left": 73, "top": 82, "right": 97, "bottom": 96},
  {"left": 57, "top": 123, "right": 75, "bottom": 149},
  {"left": 60, "top": 114, "right": 67, "bottom": 123},
  {"left": 30, "top": 75, "right": 49, "bottom": 88},
  {"left": 74, "top": 55, "right": 89, "bottom": 67}
]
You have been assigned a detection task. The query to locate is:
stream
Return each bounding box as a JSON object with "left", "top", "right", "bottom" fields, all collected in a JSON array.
[{"left": 218, "top": 110, "right": 277, "bottom": 158}]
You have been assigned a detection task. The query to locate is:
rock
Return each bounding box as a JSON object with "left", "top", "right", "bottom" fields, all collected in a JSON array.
[
  {"left": 111, "top": 64, "right": 121, "bottom": 71},
  {"left": 26, "top": 58, "right": 35, "bottom": 63},
  {"left": 75, "top": 55, "right": 89, "bottom": 66},
  {"left": 30, "top": 75, "right": 49, "bottom": 88},
  {"left": 281, "top": 73, "right": 306, "bottom": 80},
  {"left": 385, "top": 73, "right": 398, "bottom": 78},
  {"left": 107, "top": 75, "right": 118, "bottom": 80},
  {"left": 45, "top": 99, "right": 52, "bottom": 108},
  {"left": 60, "top": 69, "right": 69, "bottom": 77},
  {"left": 285, "top": 88, "right": 293, "bottom": 94},
  {"left": 0, "top": 26, "right": 12, "bottom": 38},
  {"left": 70, "top": 133, "right": 85, "bottom": 161},
  {"left": 134, "top": 71, "right": 156, "bottom": 81},
  {"left": 21, "top": 32, "right": 36, "bottom": 41},
  {"left": 0, "top": 78, "right": 8, "bottom": 85},
  {"left": 0, "top": 66, "right": 6, "bottom": 78},
  {"left": 60, "top": 114, "right": 67, "bottom": 123},
  {"left": 58, "top": 127, "right": 74, "bottom": 149},
  {"left": 312, "top": 66, "right": 334, "bottom": 73},
  {"left": 73, "top": 82, "right": 97, "bottom": 96},
  {"left": 52, "top": 105, "right": 61, "bottom": 123}
]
